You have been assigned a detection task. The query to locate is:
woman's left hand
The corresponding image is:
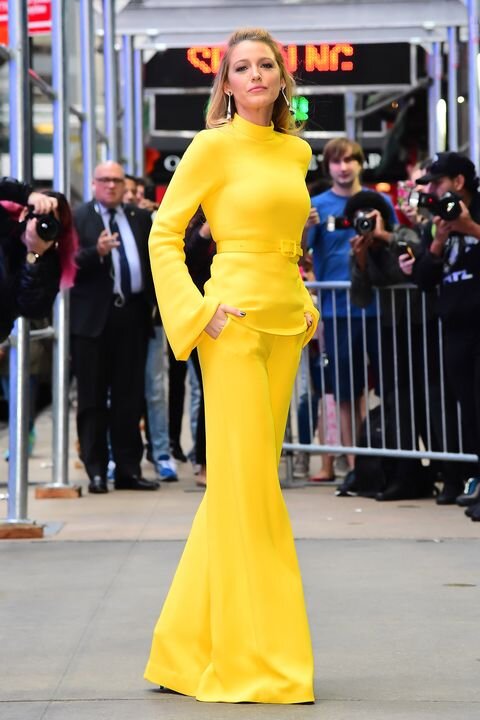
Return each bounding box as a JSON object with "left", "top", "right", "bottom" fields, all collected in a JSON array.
[{"left": 305, "top": 312, "right": 314, "bottom": 328}]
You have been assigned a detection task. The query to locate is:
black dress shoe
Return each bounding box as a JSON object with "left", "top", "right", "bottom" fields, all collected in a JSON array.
[
  {"left": 114, "top": 475, "right": 160, "bottom": 491},
  {"left": 88, "top": 475, "right": 108, "bottom": 494},
  {"left": 376, "top": 479, "right": 435, "bottom": 502},
  {"left": 170, "top": 443, "right": 187, "bottom": 463},
  {"left": 466, "top": 500, "right": 480, "bottom": 520},
  {"left": 456, "top": 477, "right": 480, "bottom": 506},
  {"left": 436, "top": 482, "right": 464, "bottom": 505},
  {"left": 376, "top": 484, "right": 418, "bottom": 502}
]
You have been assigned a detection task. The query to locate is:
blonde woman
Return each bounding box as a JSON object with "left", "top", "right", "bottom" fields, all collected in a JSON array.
[{"left": 145, "top": 28, "right": 319, "bottom": 704}]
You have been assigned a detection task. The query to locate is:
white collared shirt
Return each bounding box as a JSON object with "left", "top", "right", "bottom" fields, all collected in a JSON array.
[{"left": 97, "top": 203, "right": 144, "bottom": 294}]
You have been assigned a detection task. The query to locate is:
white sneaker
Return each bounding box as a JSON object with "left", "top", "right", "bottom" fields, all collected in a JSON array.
[
  {"left": 293, "top": 452, "right": 309, "bottom": 478},
  {"left": 157, "top": 455, "right": 178, "bottom": 482}
]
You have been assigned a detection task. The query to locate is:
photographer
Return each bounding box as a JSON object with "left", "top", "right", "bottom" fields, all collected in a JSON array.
[
  {"left": 408, "top": 152, "right": 480, "bottom": 519},
  {"left": 0, "top": 178, "right": 62, "bottom": 342},
  {"left": 347, "top": 191, "right": 457, "bottom": 502}
]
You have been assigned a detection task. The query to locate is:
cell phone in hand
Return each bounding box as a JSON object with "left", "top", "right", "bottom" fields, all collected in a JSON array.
[{"left": 395, "top": 240, "right": 415, "bottom": 259}]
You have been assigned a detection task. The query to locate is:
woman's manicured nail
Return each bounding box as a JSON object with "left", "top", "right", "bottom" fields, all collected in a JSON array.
[{"left": 239, "top": 311, "right": 246, "bottom": 317}]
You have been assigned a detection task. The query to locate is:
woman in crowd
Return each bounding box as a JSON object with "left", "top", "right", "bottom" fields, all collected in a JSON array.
[
  {"left": 0, "top": 189, "right": 77, "bottom": 453},
  {"left": 0, "top": 187, "right": 77, "bottom": 337},
  {"left": 145, "top": 27, "right": 319, "bottom": 704}
]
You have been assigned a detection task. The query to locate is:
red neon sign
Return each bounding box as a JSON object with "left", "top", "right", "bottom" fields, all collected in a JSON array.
[{"left": 186, "top": 44, "right": 355, "bottom": 75}]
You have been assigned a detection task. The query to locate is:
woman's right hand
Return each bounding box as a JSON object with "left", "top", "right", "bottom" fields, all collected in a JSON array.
[{"left": 205, "top": 303, "right": 246, "bottom": 339}]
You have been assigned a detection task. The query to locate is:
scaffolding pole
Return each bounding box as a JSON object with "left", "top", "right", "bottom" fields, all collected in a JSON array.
[
  {"left": 467, "top": 0, "right": 479, "bottom": 166},
  {"left": 122, "top": 35, "right": 135, "bottom": 173},
  {"left": 344, "top": 92, "right": 356, "bottom": 139},
  {"left": 5, "top": 0, "right": 33, "bottom": 528},
  {"left": 447, "top": 27, "right": 458, "bottom": 151},
  {"left": 428, "top": 42, "right": 442, "bottom": 157},
  {"left": 80, "top": 0, "right": 97, "bottom": 197},
  {"left": 50, "top": 0, "right": 74, "bottom": 492},
  {"left": 134, "top": 47, "right": 144, "bottom": 177},
  {"left": 103, "top": 0, "right": 118, "bottom": 161}
]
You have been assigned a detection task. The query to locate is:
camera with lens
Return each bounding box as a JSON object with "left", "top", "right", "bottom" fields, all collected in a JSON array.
[
  {"left": 407, "top": 190, "right": 462, "bottom": 221},
  {"left": 25, "top": 208, "right": 61, "bottom": 242},
  {"left": 352, "top": 211, "right": 376, "bottom": 236}
]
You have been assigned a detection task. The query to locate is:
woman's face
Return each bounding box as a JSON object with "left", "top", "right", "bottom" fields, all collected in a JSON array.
[{"left": 224, "top": 41, "right": 283, "bottom": 118}]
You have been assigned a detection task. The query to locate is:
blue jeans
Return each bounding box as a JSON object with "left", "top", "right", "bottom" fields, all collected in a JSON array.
[
  {"left": 296, "top": 343, "right": 328, "bottom": 444},
  {"left": 145, "top": 326, "right": 169, "bottom": 465}
]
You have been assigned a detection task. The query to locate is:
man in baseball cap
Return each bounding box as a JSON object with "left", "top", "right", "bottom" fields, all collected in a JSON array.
[
  {"left": 410, "top": 150, "right": 480, "bottom": 516},
  {"left": 417, "top": 152, "right": 479, "bottom": 191}
]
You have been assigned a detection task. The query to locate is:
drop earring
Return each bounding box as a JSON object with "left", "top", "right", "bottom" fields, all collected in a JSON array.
[
  {"left": 226, "top": 91, "right": 232, "bottom": 121},
  {"left": 281, "top": 86, "right": 294, "bottom": 115}
]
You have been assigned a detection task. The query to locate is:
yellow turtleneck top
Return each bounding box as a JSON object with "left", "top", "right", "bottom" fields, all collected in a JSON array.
[{"left": 149, "top": 113, "right": 320, "bottom": 360}]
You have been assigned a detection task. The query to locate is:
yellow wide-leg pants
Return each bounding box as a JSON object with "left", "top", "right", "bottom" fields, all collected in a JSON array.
[{"left": 144, "top": 318, "right": 315, "bottom": 703}]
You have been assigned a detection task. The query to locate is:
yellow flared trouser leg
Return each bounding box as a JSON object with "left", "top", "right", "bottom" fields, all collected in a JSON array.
[{"left": 144, "top": 319, "right": 315, "bottom": 703}]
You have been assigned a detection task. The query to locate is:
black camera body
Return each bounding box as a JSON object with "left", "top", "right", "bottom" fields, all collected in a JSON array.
[
  {"left": 326, "top": 215, "right": 352, "bottom": 232},
  {"left": 25, "top": 208, "right": 61, "bottom": 242},
  {"left": 407, "top": 190, "right": 462, "bottom": 221}
]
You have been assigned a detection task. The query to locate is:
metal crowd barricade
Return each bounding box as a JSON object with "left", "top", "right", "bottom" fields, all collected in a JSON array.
[
  {"left": 283, "top": 280, "right": 478, "bottom": 484},
  {"left": 0, "top": 324, "right": 54, "bottom": 509}
]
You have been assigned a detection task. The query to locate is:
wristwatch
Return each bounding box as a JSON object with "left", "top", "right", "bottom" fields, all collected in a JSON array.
[{"left": 25, "top": 251, "right": 41, "bottom": 265}]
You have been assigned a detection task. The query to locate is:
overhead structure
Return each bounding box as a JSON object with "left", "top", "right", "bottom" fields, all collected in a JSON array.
[
  {"left": 117, "top": 0, "right": 468, "bottom": 46},
  {"left": 114, "top": 0, "right": 478, "bottom": 166}
]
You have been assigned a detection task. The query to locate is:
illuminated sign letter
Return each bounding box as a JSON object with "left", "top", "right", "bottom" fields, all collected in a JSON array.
[
  {"left": 305, "top": 44, "right": 330, "bottom": 72},
  {"left": 329, "top": 44, "right": 354, "bottom": 71},
  {"left": 187, "top": 47, "right": 214, "bottom": 74},
  {"left": 285, "top": 44, "right": 298, "bottom": 73}
]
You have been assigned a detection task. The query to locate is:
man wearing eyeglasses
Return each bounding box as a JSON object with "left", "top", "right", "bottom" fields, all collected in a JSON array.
[{"left": 70, "top": 161, "right": 159, "bottom": 494}]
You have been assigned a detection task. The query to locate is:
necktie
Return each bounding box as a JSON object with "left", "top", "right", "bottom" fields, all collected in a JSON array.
[{"left": 108, "top": 208, "right": 131, "bottom": 301}]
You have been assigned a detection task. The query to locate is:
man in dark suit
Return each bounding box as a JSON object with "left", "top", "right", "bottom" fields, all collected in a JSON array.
[{"left": 71, "top": 161, "right": 159, "bottom": 493}]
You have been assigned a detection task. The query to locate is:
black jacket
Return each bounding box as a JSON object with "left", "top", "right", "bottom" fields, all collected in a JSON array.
[
  {"left": 0, "top": 178, "right": 60, "bottom": 342},
  {"left": 70, "top": 201, "right": 155, "bottom": 338},
  {"left": 184, "top": 222, "right": 215, "bottom": 294},
  {"left": 350, "top": 226, "right": 431, "bottom": 327},
  {"left": 412, "top": 192, "right": 480, "bottom": 327}
]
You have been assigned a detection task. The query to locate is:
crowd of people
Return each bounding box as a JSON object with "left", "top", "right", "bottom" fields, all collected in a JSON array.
[
  {"left": 300, "top": 140, "right": 480, "bottom": 523},
  {"left": 0, "top": 170, "right": 205, "bottom": 491}
]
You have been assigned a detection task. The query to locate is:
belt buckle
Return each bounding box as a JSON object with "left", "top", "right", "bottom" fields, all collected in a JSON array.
[{"left": 280, "top": 239, "right": 299, "bottom": 258}]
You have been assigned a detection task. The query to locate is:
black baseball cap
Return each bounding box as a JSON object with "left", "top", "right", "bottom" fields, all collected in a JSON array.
[{"left": 417, "top": 152, "right": 477, "bottom": 184}]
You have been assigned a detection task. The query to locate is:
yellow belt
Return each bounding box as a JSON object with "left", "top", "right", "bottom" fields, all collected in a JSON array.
[{"left": 216, "top": 239, "right": 303, "bottom": 259}]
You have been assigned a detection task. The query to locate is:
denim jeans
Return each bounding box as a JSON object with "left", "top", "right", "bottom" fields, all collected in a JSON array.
[
  {"left": 296, "top": 350, "right": 320, "bottom": 445},
  {"left": 145, "top": 326, "right": 170, "bottom": 465},
  {"left": 187, "top": 357, "right": 201, "bottom": 441}
]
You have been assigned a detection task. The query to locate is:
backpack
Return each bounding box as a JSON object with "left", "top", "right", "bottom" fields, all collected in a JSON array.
[{"left": 339, "top": 405, "right": 435, "bottom": 499}]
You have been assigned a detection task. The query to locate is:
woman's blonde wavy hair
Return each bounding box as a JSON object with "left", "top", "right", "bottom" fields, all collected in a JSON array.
[{"left": 205, "top": 28, "right": 298, "bottom": 135}]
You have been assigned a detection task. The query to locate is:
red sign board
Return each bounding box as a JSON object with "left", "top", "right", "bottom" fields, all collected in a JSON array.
[{"left": 0, "top": 0, "right": 52, "bottom": 45}]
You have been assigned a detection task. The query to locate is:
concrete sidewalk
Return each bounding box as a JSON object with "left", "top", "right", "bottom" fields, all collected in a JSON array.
[
  {"left": 1, "top": 539, "right": 480, "bottom": 719},
  {"left": 1, "top": 410, "right": 480, "bottom": 719}
]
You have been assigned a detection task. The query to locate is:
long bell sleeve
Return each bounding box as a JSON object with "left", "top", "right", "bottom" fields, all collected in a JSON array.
[{"left": 149, "top": 131, "right": 223, "bottom": 360}]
